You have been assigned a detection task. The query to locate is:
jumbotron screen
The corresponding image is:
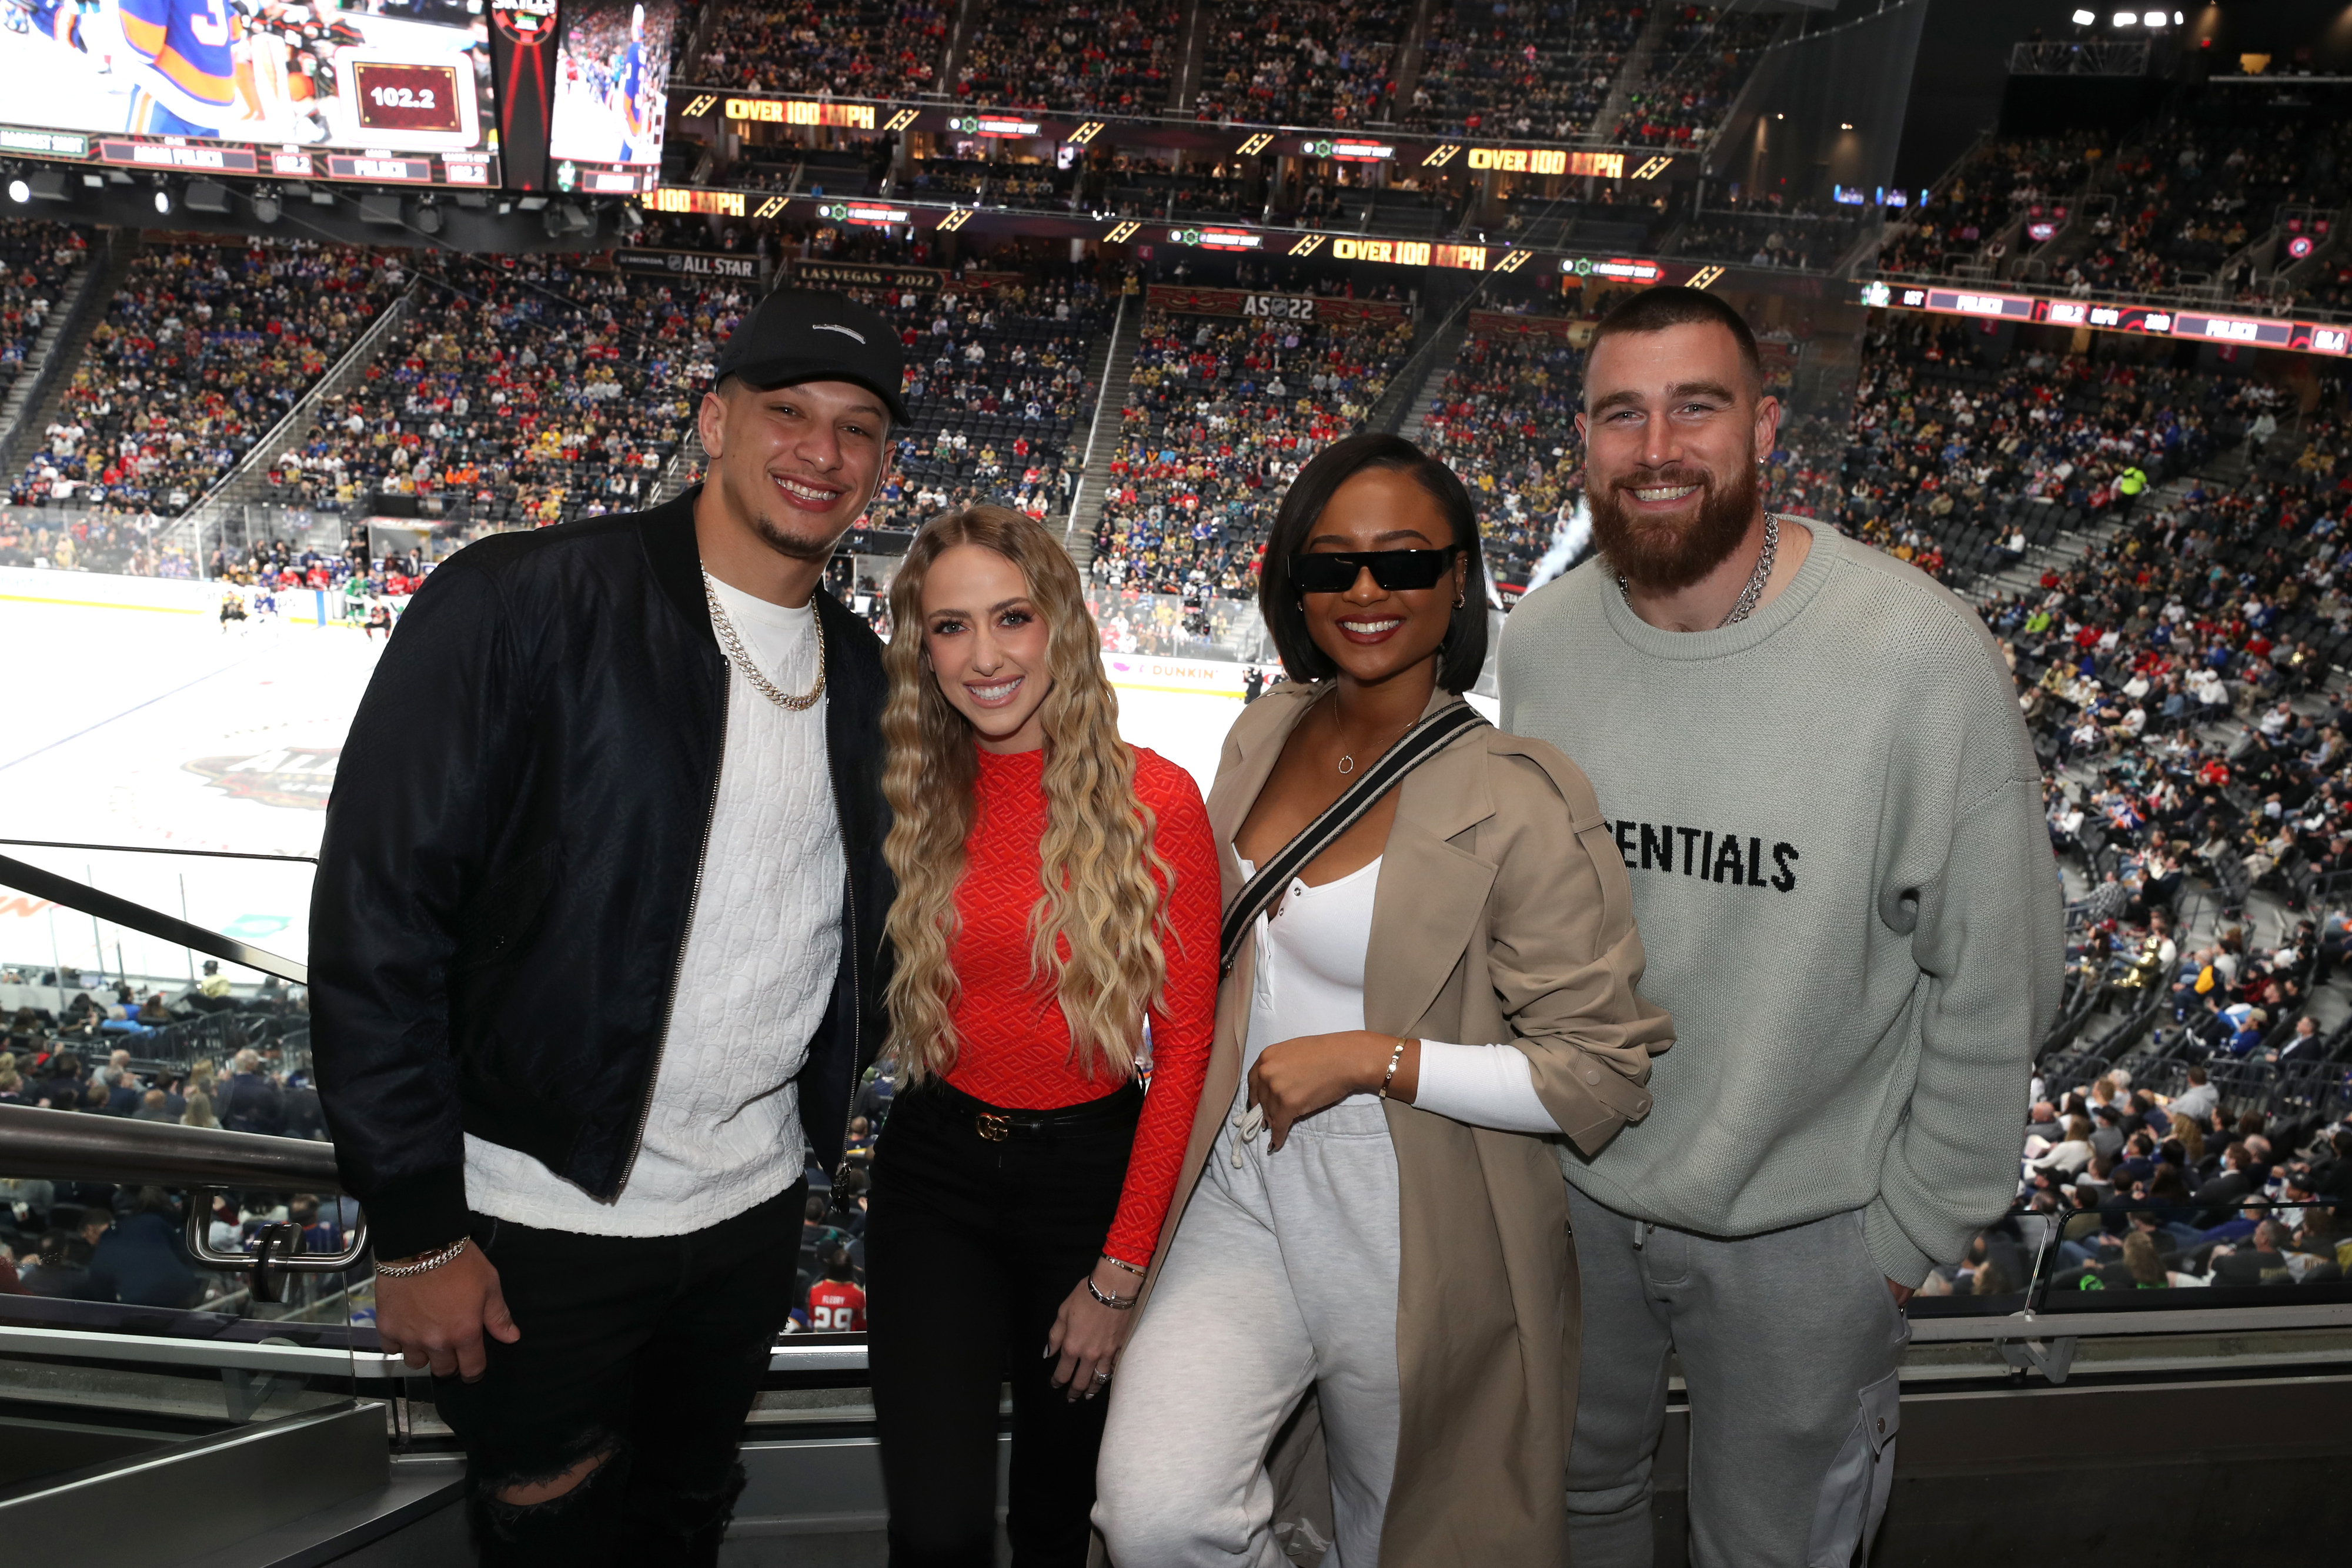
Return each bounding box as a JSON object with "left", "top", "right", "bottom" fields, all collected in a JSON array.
[
  {"left": 546, "top": 0, "right": 673, "bottom": 195},
  {"left": 0, "top": 0, "right": 499, "bottom": 188}
]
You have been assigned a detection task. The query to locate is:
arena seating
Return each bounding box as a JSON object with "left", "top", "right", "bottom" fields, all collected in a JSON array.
[
  {"left": 688, "top": 0, "right": 951, "bottom": 96},
  {"left": 11, "top": 239, "right": 403, "bottom": 516},
  {"left": 869, "top": 271, "right": 1111, "bottom": 535},
  {"left": 1836, "top": 316, "right": 2225, "bottom": 591},
  {"left": 1192, "top": 0, "right": 1406, "bottom": 128},
  {"left": 1406, "top": 0, "right": 1645, "bottom": 141},
  {"left": 1088, "top": 296, "right": 1415, "bottom": 596},
  {"left": 261, "top": 254, "right": 726, "bottom": 527},
  {"left": 1875, "top": 134, "right": 2103, "bottom": 280},
  {"left": 953, "top": 2, "right": 1182, "bottom": 112},
  {"left": 1670, "top": 201, "right": 1867, "bottom": 272},
  {"left": 0, "top": 220, "right": 87, "bottom": 402},
  {"left": 1101, "top": 156, "right": 1259, "bottom": 224},
  {"left": 1415, "top": 320, "right": 1587, "bottom": 590},
  {"left": 2061, "top": 108, "right": 2352, "bottom": 304},
  {"left": 1609, "top": 4, "right": 1776, "bottom": 149}
]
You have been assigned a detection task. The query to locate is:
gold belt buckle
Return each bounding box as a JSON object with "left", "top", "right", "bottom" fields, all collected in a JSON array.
[{"left": 975, "top": 1111, "right": 1012, "bottom": 1142}]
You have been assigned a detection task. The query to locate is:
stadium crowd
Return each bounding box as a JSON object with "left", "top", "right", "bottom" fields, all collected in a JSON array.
[
  {"left": 0, "top": 220, "right": 87, "bottom": 401},
  {"left": 1609, "top": 4, "right": 1775, "bottom": 148},
  {"left": 0, "top": 978, "right": 335, "bottom": 1312},
  {"left": 1406, "top": 0, "right": 1643, "bottom": 141},
  {"left": 261, "top": 254, "right": 727, "bottom": 527},
  {"left": 1875, "top": 133, "right": 2102, "bottom": 280},
  {"left": 1087, "top": 299, "right": 1414, "bottom": 596},
  {"left": 953, "top": 1, "right": 1181, "bottom": 112},
  {"left": 686, "top": 0, "right": 949, "bottom": 97},
  {"left": 860, "top": 269, "right": 1110, "bottom": 534},
  {"left": 11, "top": 240, "right": 405, "bottom": 516},
  {"left": 1192, "top": 0, "right": 1405, "bottom": 127},
  {"left": 1835, "top": 316, "right": 2228, "bottom": 589},
  {"left": 1416, "top": 322, "right": 1588, "bottom": 589}
]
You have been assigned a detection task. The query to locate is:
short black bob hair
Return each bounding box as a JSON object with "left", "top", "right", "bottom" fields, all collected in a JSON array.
[{"left": 1257, "top": 432, "right": 1488, "bottom": 692}]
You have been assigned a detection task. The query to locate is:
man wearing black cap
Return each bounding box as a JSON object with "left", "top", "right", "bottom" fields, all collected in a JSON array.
[{"left": 312, "top": 289, "right": 905, "bottom": 1565}]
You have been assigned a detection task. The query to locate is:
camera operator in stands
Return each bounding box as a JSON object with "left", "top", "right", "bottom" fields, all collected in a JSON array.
[
  {"left": 1502, "top": 287, "right": 2062, "bottom": 1568},
  {"left": 312, "top": 289, "right": 903, "bottom": 1567}
]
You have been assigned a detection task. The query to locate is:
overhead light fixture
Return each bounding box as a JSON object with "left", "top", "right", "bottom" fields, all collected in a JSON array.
[
  {"left": 152, "top": 186, "right": 173, "bottom": 215},
  {"left": 185, "top": 179, "right": 230, "bottom": 214},
  {"left": 2143, "top": 9, "right": 2166, "bottom": 24},
  {"left": 26, "top": 170, "right": 69, "bottom": 202},
  {"left": 415, "top": 198, "right": 443, "bottom": 235},
  {"left": 252, "top": 192, "right": 282, "bottom": 225},
  {"left": 2072, "top": 7, "right": 2095, "bottom": 22},
  {"left": 1840, "top": 122, "right": 1855, "bottom": 131},
  {"left": 2173, "top": 9, "right": 2183, "bottom": 20},
  {"left": 2112, "top": 10, "right": 2134, "bottom": 24},
  {"left": 5, "top": 178, "right": 27, "bottom": 205}
]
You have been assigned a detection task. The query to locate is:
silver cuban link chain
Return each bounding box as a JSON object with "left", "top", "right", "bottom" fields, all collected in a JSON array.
[
  {"left": 702, "top": 569, "right": 827, "bottom": 711},
  {"left": 1617, "top": 512, "right": 1780, "bottom": 630}
]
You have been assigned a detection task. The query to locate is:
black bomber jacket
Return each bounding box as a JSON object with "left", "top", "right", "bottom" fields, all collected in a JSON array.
[{"left": 310, "top": 489, "right": 893, "bottom": 1259}]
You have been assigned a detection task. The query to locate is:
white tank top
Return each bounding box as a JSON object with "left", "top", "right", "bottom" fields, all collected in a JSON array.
[{"left": 1239, "top": 854, "right": 1384, "bottom": 1108}]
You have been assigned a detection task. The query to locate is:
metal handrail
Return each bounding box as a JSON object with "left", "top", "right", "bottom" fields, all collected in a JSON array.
[
  {"left": 0, "top": 1102, "right": 339, "bottom": 1191},
  {"left": 0, "top": 1102, "right": 366, "bottom": 1297},
  {"left": 0, "top": 851, "right": 306, "bottom": 984}
]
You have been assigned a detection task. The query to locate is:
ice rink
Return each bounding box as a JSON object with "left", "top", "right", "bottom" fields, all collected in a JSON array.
[{"left": 0, "top": 576, "right": 1248, "bottom": 981}]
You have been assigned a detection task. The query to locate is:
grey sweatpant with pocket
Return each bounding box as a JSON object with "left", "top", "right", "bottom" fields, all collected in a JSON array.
[{"left": 1562, "top": 1183, "right": 1910, "bottom": 1568}]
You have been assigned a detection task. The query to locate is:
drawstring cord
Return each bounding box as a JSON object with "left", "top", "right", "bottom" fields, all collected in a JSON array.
[{"left": 1231, "top": 1101, "right": 1265, "bottom": 1166}]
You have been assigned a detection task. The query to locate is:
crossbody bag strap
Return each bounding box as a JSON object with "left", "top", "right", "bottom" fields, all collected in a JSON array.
[{"left": 1220, "top": 700, "right": 1489, "bottom": 976}]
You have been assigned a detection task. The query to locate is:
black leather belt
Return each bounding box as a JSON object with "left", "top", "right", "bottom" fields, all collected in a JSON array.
[{"left": 920, "top": 1077, "right": 1144, "bottom": 1143}]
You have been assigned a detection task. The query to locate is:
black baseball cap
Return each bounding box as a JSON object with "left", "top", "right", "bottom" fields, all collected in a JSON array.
[{"left": 712, "top": 287, "right": 909, "bottom": 426}]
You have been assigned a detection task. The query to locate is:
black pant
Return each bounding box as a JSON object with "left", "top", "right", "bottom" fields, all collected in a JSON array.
[
  {"left": 866, "top": 1080, "right": 1140, "bottom": 1567},
  {"left": 432, "top": 1181, "right": 806, "bottom": 1568}
]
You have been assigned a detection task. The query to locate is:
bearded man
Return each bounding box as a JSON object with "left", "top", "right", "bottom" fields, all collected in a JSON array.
[{"left": 1499, "top": 287, "right": 2060, "bottom": 1566}]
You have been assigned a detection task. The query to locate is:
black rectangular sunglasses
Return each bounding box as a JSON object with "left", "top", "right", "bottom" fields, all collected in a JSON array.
[{"left": 1289, "top": 547, "right": 1459, "bottom": 594}]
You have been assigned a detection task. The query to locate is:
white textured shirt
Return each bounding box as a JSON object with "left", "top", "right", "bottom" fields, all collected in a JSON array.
[{"left": 465, "top": 575, "right": 845, "bottom": 1236}]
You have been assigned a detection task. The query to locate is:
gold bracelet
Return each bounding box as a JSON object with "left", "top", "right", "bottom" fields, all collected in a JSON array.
[{"left": 1378, "top": 1036, "right": 1411, "bottom": 1099}]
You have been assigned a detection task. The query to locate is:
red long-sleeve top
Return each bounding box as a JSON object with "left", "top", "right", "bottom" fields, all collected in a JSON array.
[{"left": 945, "top": 744, "right": 1220, "bottom": 1266}]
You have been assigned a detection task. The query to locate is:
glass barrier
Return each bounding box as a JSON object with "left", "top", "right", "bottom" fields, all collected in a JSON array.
[{"left": 0, "top": 841, "right": 362, "bottom": 1443}]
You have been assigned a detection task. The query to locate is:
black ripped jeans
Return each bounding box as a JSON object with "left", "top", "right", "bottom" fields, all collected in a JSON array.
[
  {"left": 430, "top": 1181, "right": 806, "bottom": 1568},
  {"left": 866, "top": 1079, "right": 1140, "bottom": 1567}
]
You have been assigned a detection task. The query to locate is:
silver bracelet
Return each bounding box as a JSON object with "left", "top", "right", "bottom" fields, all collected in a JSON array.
[
  {"left": 1085, "top": 1275, "right": 1138, "bottom": 1310},
  {"left": 375, "top": 1237, "right": 467, "bottom": 1279},
  {"left": 1101, "top": 1253, "right": 1147, "bottom": 1278}
]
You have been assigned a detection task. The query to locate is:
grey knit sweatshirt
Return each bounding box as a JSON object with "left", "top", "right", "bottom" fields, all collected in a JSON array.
[{"left": 1498, "top": 521, "right": 2063, "bottom": 1285}]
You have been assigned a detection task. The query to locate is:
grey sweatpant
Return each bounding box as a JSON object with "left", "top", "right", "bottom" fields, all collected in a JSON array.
[
  {"left": 1563, "top": 1183, "right": 1909, "bottom": 1568},
  {"left": 1095, "top": 1092, "right": 1402, "bottom": 1568}
]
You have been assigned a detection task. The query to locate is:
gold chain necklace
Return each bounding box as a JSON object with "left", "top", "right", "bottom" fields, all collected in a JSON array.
[
  {"left": 1329, "top": 692, "right": 1416, "bottom": 776},
  {"left": 702, "top": 569, "right": 827, "bottom": 711}
]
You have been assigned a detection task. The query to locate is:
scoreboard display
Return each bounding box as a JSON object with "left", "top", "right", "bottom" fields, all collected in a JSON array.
[
  {"left": 1862, "top": 280, "right": 2347, "bottom": 358},
  {"left": 353, "top": 62, "right": 468, "bottom": 136}
]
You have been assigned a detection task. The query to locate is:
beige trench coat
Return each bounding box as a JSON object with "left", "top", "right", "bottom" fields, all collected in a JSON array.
[{"left": 1134, "top": 683, "right": 1674, "bottom": 1565}]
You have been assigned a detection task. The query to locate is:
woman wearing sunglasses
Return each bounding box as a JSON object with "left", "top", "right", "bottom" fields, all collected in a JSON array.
[{"left": 1094, "top": 433, "right": 1673, "bottom": 1566}]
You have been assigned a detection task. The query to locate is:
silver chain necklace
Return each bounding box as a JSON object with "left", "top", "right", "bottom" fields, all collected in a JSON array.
[
  {"left": 703, "top": 569, "right": 827, "bottom": 711},
  {"left": 1616, "top": 513, "right": 1780, "bottom": 630}
]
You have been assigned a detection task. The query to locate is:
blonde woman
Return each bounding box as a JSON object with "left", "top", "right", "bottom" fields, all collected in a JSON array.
[
  {"left": 866, "top": 505, "right": 1220, "bottom": 1566},
  {"left": 1095, "top": 434, "right": 1672, "bottom": 1566}
]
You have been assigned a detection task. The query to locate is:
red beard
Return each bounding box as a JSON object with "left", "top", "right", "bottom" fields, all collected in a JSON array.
[{"left": 1589, "top": 458, "right": 1759, "bottom": 593}]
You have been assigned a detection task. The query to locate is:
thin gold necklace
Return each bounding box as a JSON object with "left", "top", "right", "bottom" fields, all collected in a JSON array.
[{"left": 1328, "top": 693, "right": 1416, "bottom": 775}]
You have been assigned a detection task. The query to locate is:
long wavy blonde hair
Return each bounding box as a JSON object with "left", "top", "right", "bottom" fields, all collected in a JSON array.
[{"left": 881, "top": 505, "right": 1174, "bottom": 1084}]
